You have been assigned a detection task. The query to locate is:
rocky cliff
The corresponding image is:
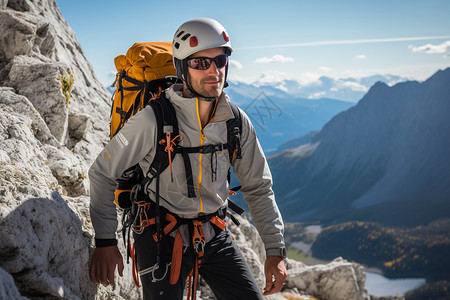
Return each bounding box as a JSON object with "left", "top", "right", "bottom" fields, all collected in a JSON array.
[{"left": 0, "top": 0, "right": 369, "bottom": 299}]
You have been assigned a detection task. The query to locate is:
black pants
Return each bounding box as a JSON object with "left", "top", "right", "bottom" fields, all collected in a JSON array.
[{"left": 134, "top": 226, "right": 264, "bottom": 300}]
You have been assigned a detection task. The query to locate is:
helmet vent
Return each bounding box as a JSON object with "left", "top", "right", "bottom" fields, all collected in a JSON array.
[
  {"left": 189, "top": 36, "right": 198, "bottom": 47},
  {"left": 174, "top": 42, "right": 180, "bottom": 49},
  {"left": 176, "top": 30, "right": 185, "bottom": 38},
  {"left": 181, "top": 33, "right": 191, "bottom": 41},
  {"left": 222, "top": 31, "right": 229, "bottom": 42}
]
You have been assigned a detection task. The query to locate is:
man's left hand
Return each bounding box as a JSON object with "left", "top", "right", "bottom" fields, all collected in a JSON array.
[{"left": 263, "top": 255, "right": 288, "bottom": 295}]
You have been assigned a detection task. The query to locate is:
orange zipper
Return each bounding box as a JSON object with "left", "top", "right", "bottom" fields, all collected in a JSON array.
[{"left": 195, "top": 98, "right": 205, "bottom": 213}]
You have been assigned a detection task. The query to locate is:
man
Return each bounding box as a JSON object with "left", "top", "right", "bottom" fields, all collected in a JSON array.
[{"left": 89, "top": 18, "right": 287, "bottom": 299}]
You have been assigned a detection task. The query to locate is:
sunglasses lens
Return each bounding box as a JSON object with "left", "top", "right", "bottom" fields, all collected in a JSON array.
[
  {"left": 187, "top": 55, "right": 228, "bottom": 70},
  {"left": 187, "top": 58, "right": 211, "bottom": 70},
  {"left": 214, "top": 55, "right": 228, "bottom": 68}
]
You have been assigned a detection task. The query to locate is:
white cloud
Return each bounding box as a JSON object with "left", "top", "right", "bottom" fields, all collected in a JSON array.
[
  {"left": 252, "top": 71, "right": 323, "bottom": 89},
  {"left": 229, "top": 60, "right": 243, "bottom": 69},
  {"left": 308, "top": 92, "right": 326, "bottom": 99},
  {"left": 291, "top": 142, "right": 319, "bottom": 158},
  {"left": 275, "top": 83, "right": 289, "bottom": 92},
  {"left": 298, "top": 72, "right": 322, "bottom": 87},
  {"left": 409, "top": 40, "right": 450, "bottom": 57},
  {"left": 254, "top": 71, "right": 289, "bottom": 85},
  {"left": 336, "top": 80, "right": 368, "bottom": 92},
  {"left": 355, "top": 54, "right": 367, "bottom": 59},
  {"left": 255, "top": 54, "right": 295, "bottom": 64},
  {"left": 319, "top": 66, "right": 331, "bottom": 72}
]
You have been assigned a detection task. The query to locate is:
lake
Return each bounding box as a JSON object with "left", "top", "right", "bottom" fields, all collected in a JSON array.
[{"left": 365, "top": 271, "right": 426, "bottom": 297}]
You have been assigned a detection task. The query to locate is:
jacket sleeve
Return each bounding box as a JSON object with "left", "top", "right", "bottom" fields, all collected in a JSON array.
[
  {"left": 88, "top": 107, "right": 157, "bottom": 240},
  {"left": 232, "top": 108, "right": 285, "bottom": 254}
]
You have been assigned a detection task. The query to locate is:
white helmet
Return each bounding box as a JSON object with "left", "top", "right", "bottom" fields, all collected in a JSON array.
[
  {"left": 172, "top": 18, "right": 233, "bottom": 99},
  {"left": 172, "top": 18, "right": 232, "bottom": 60}
]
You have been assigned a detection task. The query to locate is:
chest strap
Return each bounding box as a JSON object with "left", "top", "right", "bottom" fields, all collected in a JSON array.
[
  {"left": 144, "top": 142, "right": 229, "bottom": 199},
  {"left": 177, "top": 143, "right": 227, "bottom": 184}
]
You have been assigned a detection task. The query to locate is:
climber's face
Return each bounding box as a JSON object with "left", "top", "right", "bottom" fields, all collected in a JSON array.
[{"left": 185, "top": 47, "right": 227, "bottom": 98}]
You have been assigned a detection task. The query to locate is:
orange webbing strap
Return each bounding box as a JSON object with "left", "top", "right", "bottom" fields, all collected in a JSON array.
[
  {"left": 188, "top": 220, "right": 206, "bottom": 300},
  {"left": 186, "top": 268, "right": 193, "bottom": 300},
  {"left": 209, "top": 215, "right": 227, "bottom": 230},
  {"left": 132, "top": 201, "right": 154, "bottom": 233},
  {"left": 159, "top": 133, "right": 184, "bottom": 182},
  {"left": 152, "top": 213, "right": 178, "bottom": 242},
  {"left": 129, "top": 234, "right": 141, "bottom": 288},
  {"left": 169, "top": 228, "right": 183, "bottom": 285},
  {"left": 186, "top": 256, "right": 201, "bottom": 300},
  {"left": 192, "top": 257, "right": 200, "bottom": 300},
  {"left": 149, "top": 86, "right": 162, "bottom": 102}
]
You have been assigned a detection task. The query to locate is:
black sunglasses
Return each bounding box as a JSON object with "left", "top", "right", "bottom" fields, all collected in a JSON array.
[{"left": 186, "top": 54, "right": 228, "bottom": 70}]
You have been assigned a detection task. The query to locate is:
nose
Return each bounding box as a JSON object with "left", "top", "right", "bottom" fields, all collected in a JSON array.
[{"left": 206, "top": 61, "right": 220, "bottom": 75}]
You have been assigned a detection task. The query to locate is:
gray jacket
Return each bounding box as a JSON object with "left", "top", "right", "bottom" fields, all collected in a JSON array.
[{"left": 89, "top": 84, "right": 285, "bottom": 255}]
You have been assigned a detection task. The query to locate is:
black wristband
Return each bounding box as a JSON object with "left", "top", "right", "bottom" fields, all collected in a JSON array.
[
  {"left": 95, "top": 238, "right": 118, "bottom": 248},
  {"left": 266, "top": 247, "right": 287, "bottom": 259}
]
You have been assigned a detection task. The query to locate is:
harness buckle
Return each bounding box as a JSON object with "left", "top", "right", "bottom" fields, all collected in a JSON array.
[{"left": 192, "top": 220, "right": 206, "bottom": 257}]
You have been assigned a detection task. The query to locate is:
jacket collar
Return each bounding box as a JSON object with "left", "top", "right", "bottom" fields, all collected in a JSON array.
[{"left": 166, "top": 83, "right": 234, "bottom": 124}]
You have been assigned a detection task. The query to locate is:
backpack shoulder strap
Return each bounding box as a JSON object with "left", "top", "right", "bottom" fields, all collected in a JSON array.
[
  {"left": 141, "top": 92, "right": 196, "bottom": 198},
  {"left": 226, "top": 101, "right": 242, "bottom": 161},
  {"left": 225, "top": 101, "right": 245, "bottom": 216},
  {"left": 145, "top": 92, "right": 180, "bottom": 178}
]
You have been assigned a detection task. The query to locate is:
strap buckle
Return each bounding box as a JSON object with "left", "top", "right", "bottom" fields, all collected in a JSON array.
[{"left": 198, "top": 144, "right": 224, "bottom": 154}]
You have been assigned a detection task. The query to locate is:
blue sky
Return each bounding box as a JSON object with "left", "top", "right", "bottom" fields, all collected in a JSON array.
[{"left": 55, "top": 0, "right": 450, "bottom": 87}]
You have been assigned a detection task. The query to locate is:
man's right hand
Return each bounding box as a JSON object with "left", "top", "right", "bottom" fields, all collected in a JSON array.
[{"left": 89, "top": 246, "right": 124, "bottom": 286}]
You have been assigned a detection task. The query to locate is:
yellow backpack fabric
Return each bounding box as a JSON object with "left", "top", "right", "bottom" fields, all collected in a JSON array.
[{"left": 110, "top": 42, "right": 177, "bottom": 138}]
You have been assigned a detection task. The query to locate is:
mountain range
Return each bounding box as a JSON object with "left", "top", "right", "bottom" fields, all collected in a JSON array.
[
  {"left": 225, "top": 82, "right": 354, "bottom": 153},
  {"left": 268, "top": 68, "right": 450, "bottom": 227},
  {"left": 225, "top": 73, "right": 405, "bottom": 153},
  {"left": 228, "top": 73, "right": 406, "bottom": 102}
]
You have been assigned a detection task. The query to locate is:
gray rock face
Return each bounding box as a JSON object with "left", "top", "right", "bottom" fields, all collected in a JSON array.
[
  {"left": 0, "top": 86, "right": 59, "bottom": 146},
  {"left": 0, "top": 0, "right": 116, "bottom": 298},
  {"left": 0, "top": 0, "right": 111, "bottom": 164},
  {"left": 0, "top": 100, "right": 139, "bottom": 299},
  {"left": 0, "top": 192, "right": 94, "bottom": 299},
  {"left": 0, "top": 0, "right": 370, "bottom": 299},
  {"left": 0, "top": 103, "right": 61, "bottom": 202},
  {"left": 285, "top": 257, "right": 369, "bottom": 300},
  {"left": 0, "top": 267, "right": 28, "bottom": 300},
  {"left": 6, "top": 55, "right": 70, "bottom": 143}
]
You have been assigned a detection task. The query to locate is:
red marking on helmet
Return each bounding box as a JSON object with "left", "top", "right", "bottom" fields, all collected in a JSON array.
[
  {"left": 190, "top": 36, "right": 198, "bottom": 47},
  {"left": 222, "top": 31, "right": 229, "bottom": 42}
]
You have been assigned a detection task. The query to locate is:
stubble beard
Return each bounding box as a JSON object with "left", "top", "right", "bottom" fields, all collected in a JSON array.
[{"left": 189, "top": 76, "right": 224, "bottom": 98}]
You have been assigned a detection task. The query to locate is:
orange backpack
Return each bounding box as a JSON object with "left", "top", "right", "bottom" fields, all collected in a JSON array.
[{"left": 110, "top": 42, "right": 178, "bottom": 138}]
